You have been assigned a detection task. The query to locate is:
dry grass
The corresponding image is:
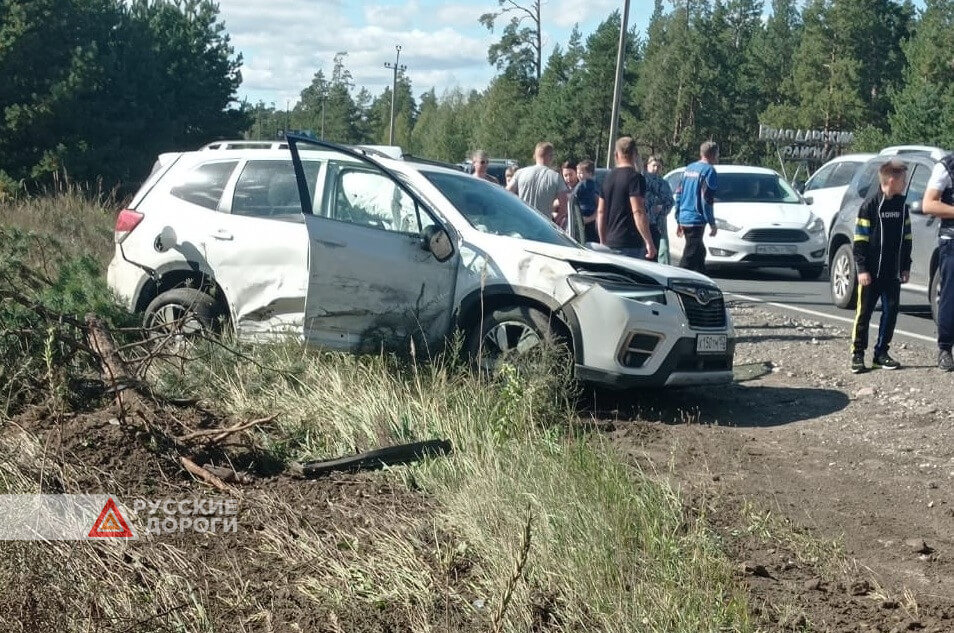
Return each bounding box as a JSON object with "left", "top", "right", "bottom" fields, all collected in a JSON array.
[
  {"left": 0, "top": 192, "right": 751, "bottom": 631},
  {"left": 146, "top": 343, "right": 753, "bottom": 631},
  {"left": 1, "top": 185, "right": 115, "bottom": 267}
]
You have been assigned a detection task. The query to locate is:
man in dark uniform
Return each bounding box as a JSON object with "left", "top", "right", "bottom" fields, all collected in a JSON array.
[{"left": 923, "top": 155, "right": 954, "bottom": 371}]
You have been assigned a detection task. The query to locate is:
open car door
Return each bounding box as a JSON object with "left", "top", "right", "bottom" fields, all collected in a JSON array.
[{"left": 286, "top": 135, "right": 460, "bottom": 354}]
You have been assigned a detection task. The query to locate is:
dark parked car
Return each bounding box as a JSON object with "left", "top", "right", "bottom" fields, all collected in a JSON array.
[{"left": 827, "top": 146, "right": 945, "bottom": 321}]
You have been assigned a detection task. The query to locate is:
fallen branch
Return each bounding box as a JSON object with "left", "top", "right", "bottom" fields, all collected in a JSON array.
[
  {"left": 177, "top": 414, "right": 278, "bottom": 443},
  {"left": 179, "top": 456, "right": 233, "bottom": 493}
]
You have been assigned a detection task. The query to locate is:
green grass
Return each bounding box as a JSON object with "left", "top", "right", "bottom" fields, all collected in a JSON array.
[
  {"left": 152, "top": 342, "right": 752, "bottom": 631},
  {"left": 0, "top": 192, "right": 752, "bottom": 631}
]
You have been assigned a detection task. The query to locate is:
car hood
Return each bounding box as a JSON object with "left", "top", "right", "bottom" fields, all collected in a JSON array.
[
  {"left": 716, "top": 202, "right": 813, "bottom": 228},
  {"left": 518, "top": 241, "right": 716, "bottom": 287}
]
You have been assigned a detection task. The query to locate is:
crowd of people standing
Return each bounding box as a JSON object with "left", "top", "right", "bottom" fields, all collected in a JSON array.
[{"left": 472, "top": 137, "right": 719, "bottom": 271}]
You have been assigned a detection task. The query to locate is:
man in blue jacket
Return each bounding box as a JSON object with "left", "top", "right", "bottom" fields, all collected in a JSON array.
[{"left": 674, "top": 141, "right": 719, "bottom": 273}]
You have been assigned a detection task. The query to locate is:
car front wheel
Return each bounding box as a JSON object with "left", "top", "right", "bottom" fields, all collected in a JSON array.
[
  {"left": 466, "top": 305, "right": 567, "bottom": 372},
  {"left": 830, "top": 243, "right": 857, "bottom": 309}
]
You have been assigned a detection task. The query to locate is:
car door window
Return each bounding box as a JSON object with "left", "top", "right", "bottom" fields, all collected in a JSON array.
[
  {"left": 169, "top": 161, "right": 237, "bottom": 210},
  {"left": 805, "top": 164, "right": 836, "bottom": 191},
  {"left": 327, "top": 166, "right": 422, "bottom": 234},
  {"left": 855, "top": 162, "right": 882, "bottom": 199},
  {"left": 232, "top": 160, "right": 322, "bottom": 218},
  {"left": 827, "top": 162, "right": 860, "bottom": 188},
  {"left": 906, "top": 165, "right": 929, "bottom": 205}
]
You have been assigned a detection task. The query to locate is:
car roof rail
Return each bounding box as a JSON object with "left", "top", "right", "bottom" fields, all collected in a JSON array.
[{"left": 879, "top": 145, "right": 949, "bottom": 161}]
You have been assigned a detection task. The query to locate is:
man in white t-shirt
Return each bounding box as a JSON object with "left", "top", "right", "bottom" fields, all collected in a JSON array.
[
  {"left": 507, "top": 141, "right": 568, "bottom": 222},
  {"left": 922, "top": 159, "right": 954, "bottom": 371}
]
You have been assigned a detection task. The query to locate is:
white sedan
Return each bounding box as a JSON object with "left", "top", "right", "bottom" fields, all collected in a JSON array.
[{"left": 664, "top": 165, "right": 828, "bottom": 279}]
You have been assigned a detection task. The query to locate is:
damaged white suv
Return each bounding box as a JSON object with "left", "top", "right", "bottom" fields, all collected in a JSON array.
[{"left": 107, "top": 137, "right": 734, "bottom": 388}]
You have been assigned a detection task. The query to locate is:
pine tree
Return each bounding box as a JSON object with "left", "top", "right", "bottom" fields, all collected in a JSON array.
[{"left": 888, "top": 0, "right": 954, "bottom": 147}]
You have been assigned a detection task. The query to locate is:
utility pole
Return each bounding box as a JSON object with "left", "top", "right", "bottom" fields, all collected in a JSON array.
[
  {"left": 384, "top": 45, "right": 407, "bottom": 146},
  {"left": 605, "top": 0, "right": 631, "bottom": 168}
]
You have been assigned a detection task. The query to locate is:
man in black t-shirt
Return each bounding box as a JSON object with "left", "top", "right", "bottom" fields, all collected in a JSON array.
[{"left": 596, "top": 136, "right": 657, "bottom": 260}]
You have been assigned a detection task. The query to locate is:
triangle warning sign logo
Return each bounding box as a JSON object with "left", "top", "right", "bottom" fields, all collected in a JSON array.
[{"left": 88, "top": 498, "right": 134, "bottom": 538}]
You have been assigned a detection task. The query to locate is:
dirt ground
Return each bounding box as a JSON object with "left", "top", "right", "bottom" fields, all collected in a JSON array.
[{"left": 598, "top": 300, "right": 954, "bottom": 632}]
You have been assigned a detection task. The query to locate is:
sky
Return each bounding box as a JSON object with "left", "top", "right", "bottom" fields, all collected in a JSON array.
[{"left": 219, "top": 0, "right": 649, "bottom": 107}]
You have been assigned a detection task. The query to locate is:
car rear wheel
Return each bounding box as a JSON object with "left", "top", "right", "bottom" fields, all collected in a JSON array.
[
  {"left": 830, "top": 243, "right": 857, "bottom": 309},
  {"left": 931, "top": 269, "right": 941, "bottom": 325},
  {"left": 143, "top": 288, "right": 220, "bottom": 340},
  {"left": 466, "top": 306, "right": 567, "bottom": 372},
  {"left": 798, "top": 265, "right": 825, "bottom": 281}
]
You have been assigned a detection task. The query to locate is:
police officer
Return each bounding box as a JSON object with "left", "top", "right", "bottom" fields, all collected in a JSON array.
[{"left": 923, "top": 156, "right": 954, "bottom": 371}]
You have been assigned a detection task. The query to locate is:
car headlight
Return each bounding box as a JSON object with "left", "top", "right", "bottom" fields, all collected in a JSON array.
[
  {"left": 806, "top": 215, "right": 825, "bottom": 234},
  {"left": 715, "top": 218, "right": 740, "bottom": 232},
  {"left": 567, "top": 273, "right": 667, "bottom": 304}
]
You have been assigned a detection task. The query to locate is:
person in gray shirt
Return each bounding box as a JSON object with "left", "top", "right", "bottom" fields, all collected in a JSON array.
[{"left": 507, "top": 141, "right": 568, "bottom": 223}]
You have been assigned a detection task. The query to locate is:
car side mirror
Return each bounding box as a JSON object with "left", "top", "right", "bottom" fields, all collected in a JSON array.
[
  {"left": 421, "top": 225, "right": 454, "bottom": 262},
  {"left": 154, "top": 226, "right": 178, "bottom": 252},
  {"left": 910, "top": 200, "right": 924, "bottom": 214},
  {"left": 803, "top": 196, "right": 814, "bottom": 206}
]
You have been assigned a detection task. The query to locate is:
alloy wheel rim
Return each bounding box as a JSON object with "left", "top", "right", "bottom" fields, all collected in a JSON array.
[
  {"left": 833, "top": 253, "right": 851, "bottom": 300},
  {"left": 479, "top": 321, "right": 541, "bottom": 369}
]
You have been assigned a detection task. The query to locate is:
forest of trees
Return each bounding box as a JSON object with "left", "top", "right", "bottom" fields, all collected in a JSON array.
[
  {"left": 0, "top": 0, "right": 247, "bottom": 195},
  {"left": 250, "top": 0, "right": 954, "bottom": 171},
  {"left": 4, "top": 0, "right": 954, "bottom": 194}
]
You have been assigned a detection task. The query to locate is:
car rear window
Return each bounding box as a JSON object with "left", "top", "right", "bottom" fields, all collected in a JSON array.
[
  {"left": 231, "top": 160, "right": 321, "bottom": 218},
  {"left": 169, "top": 161, "right": 237, "bottom": 210}
]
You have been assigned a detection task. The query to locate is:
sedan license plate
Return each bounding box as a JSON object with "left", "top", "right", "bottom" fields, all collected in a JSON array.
[
  {"left": 696, "top": 334, "right": 727, "bottom": 354},
  {"left": 755, "top": 244, "right": 797, "bottom": 255}
]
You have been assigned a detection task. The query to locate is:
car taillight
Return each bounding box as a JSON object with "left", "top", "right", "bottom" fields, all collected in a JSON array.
[{"left": 115, "top": 209, "right": 144, "bottom": 243}]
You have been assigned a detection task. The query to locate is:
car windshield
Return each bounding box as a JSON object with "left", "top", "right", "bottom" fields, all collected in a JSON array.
[
  {"left": 422, "top": 170, "right": 578, "bottom": 247},
  {"left": 715, "top": 173, "right": 802, "bottom": 204}
]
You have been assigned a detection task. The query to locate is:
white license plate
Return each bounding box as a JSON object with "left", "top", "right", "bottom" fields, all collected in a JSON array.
[
  {"left": 696, "top": 334, "right": 727, "bottom": 354},
  {"left": 755, "top": 244, "right": 798, "bottom": 255}
]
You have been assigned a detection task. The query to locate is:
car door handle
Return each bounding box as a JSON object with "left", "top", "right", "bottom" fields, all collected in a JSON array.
[{"left": 211, "top": 229, "right": 233, "bottom": 241}]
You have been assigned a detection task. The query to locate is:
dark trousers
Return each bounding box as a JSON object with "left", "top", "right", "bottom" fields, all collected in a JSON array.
[
  {"left": 583, "top": 221, "right": 599, "bottom": 244},
  {"left": 852, "top": 277, "right": 901, "bottom": 356},
  {"left": 648, "top": 223, "right": 662, "bottom": 262},
  {"left": 939, "top": 239, "right": 954, "bottom": 351},
  {"left": 680, "top": 225, "right": 707, "bottom": 273}
]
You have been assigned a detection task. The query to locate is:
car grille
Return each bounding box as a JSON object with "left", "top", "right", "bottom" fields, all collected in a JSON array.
[
  {"left": 678, "top": 294, "right": 727, "bottom": 329},
  {"left": 742, "top": 229, "right": 808, "bottom": 243}
]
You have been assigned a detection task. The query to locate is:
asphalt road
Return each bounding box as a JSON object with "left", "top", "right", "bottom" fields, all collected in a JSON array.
[{"left": 709, "top": 267, "right": 939, "bottom": 345}]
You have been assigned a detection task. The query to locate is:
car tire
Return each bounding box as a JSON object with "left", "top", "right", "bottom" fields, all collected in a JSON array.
[
  {"left": 798, "top": 265, "right": 825, "bottom": 281},
  {"left": 465, "top": 305, "right": 567, "bottom": 371},
  {"left": 830, "top": 243, "right": 857, "bottom": 309},
  {"left": 931, "top": 269, "right": 941, "bottom": 325},
  {"left": 143, "top": 288, "right": 220, "bottom": 338}
]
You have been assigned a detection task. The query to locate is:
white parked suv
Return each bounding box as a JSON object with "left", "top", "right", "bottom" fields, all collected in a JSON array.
[
  {"left": 665, "top": 165, "right": 828, "bottom": 279},
  {"left": 107, "top": 137, "right": 735, "bottom": 388},
  {"left": 800, "top": 153, "right": 875, "bottom": 237}
]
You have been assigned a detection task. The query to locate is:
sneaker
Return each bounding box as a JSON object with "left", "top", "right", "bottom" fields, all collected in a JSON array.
[
  {"left": 850, "top": 352, "right": 866, "bottom": 374},
  {"left": 872, "top": 352, "right": 901, "bottom": 370},
  {"left": 940, "top": 350, "right": 954, "bottom": 372}
]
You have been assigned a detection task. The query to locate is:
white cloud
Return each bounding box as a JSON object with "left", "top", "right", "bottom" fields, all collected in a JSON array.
[
  {"left": 220, "top": 0, "right": 494, "bottom": 104},
  {"left": 551, "top": 0, "right": 619, "bottom": 28}
]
